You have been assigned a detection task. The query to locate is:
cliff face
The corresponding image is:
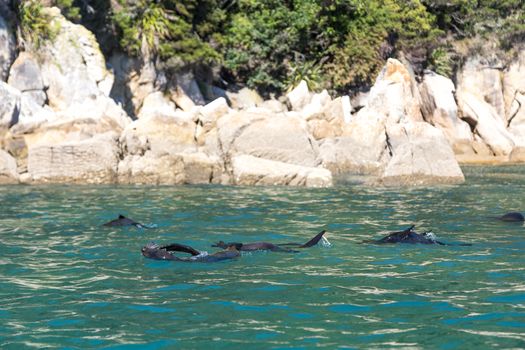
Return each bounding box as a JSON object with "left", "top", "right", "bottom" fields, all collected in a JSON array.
[{"left": 0, "top": 8, "right": 524, "bottom": 187}]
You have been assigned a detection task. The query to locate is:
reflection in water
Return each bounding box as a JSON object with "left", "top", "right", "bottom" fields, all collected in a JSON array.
[{"left": 0, "top": 167, "right": 525, "bottom": 348}]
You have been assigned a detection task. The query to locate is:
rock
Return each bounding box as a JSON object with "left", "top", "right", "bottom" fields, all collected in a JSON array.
[
  {"left": 39, "top": 8, "right": 113, "bottom": 111},
  {"left": 31, "top": 7, "right": 131, "bottom": 131},
  {"left": 7, "top": 52, "right": 45, "bottom": 92},
  {"left": 0, "top": 81, "right": 21, "bottom": 129},
  {"left": 380, "top": 122, "right": 465, "bottom": 185},
  {"left": 108, "top": 54, "right": 155, "bottom": 118},
  {"left": 0, "top": 149, "right": 19, "bottom": 183},
  {"left": 504, "top": 50, "right": 525, "bottom": 149},
  {"left": 457, "top": 56, "right": 505, "bottom": 124},
  {"left": 170, "top": 70, "right": 205, "bottom": 111},
  {"left": 459, "top": 92, "right": 514, "bottom": 157},
  {"left": 231, "top": 154, "right": 332, "bottom": 187},
  {"left": 419, "top": 71, "right": 473, "bottom": 153},
  {"left": 259, "top": 99, "right": 287, "bottom": 113},
  {"left": 301, "top": 89, "right": 331, "bottom": 119},
  {"left": 217, "top": 111, "right": 319, "bottom": 167},
  {"left": 365, "top": 58, "right": 423, "bottom": 123},
  {"left": 180, "top": 152, "right": 223, "bottom": 184},
  {"left": 138, "top": 91, "right": 178, "bottom": 119},
  {"left": 318, "top": 112, "right": 389, "bottom": 175},
  {"left": 118, "top": 151, "right": 223, "bottom": 185},
  {"left": 198, "top": 97, "right": 230, "bottom": 127},
  {"left": 503, "top": 50, "right": 525, "bottom": 123},
  {"left": 227, "top": 87, "right": 264, "bottom": 110},
  {"left": 118, "top": 152, "right": 185, "bottom": 185},
  {"left": 27, "top": 132, "right": 120, "bottom": 183},
  {"left": 120, "top": 113, "right": 197, "bottom": 156},
  {"left": 286, "top": 80, "right": 311, "bottom": 111},
  {"left": 0, "top": 13, "right": 15, "bottom": 82},
  {"left": 306, "top": 96, "right": 351, "bottom": 140}
]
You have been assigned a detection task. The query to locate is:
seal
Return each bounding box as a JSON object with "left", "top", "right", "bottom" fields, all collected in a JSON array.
[
  {"left": 497, "top": 212, "right": 524, "bottom": 222},
  {"left": 141, "top": 242, "right": 240, "bottom": 263},
  {"left": 211, "top": 230, "right": 327, "bottom": 252},
  {"left": 102, "top": 214, "right": 145, "bottom": 228},
  {"left": 364, "top": 225, "right": 471, "bottom": 246}
]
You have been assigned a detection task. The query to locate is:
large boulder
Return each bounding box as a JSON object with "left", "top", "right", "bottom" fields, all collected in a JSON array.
[
  {"left": 459, "top": 92, "right": 515, "bottom": 158},
  {"left": 217, "top": 111, "right": 319, "bottom": 167},
  {"left": 318, "top": 112, "right": 389, "bottom": 175},
  {"left": 0, "top": 149, "right": 19, "bottom": 183},
  {"left": 120, "top": 112, "right": 197, "bottom": 156},
  {"left": 227, "top": 87, "right": 264, "bottom": 110},
  {"left": 232, "top": 154, "right": 332, "bottom": 187},
  {"left": 306, "top": 96, "right": 351, "bottom": 140},
  {"left": 108, "top": 54, "right": 156, "bottom": 118},
  {"left": 117, "top": 151, "right": 223, "bottom": 185},
  {"left": 169, "top": 70, "right": 205, "bottom": 111},
  {"left": 0, "top": 13, "right": 15, "bottom": 82},
  {"left": 380, "top": 122, "right": 465, "bottom": 185},
  {"left": 0, "top": 81, "right": 21, "bottom": 129},
  {"left": 419, "top": 71, "right": 473, "bottom": 154},
  {"left": 457, "top": 56, "right": 506, "bottom": 124},
  {"left": 27, "top": 132, "right": 120, "bottom": 183},
  {"left": 365, "top": 58, "right": 424, "bottom": 124},
  {"left": 286, "top": 80, "right": 311, "bottom": 111},
  {"left": 195, "top": 97, "right": 230, "bottom": 145},
  {"left": 34, "top": 7, "right": 129, "bottom": 129}
]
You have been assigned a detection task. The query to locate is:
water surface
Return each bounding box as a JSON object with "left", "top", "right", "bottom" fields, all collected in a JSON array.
[{"left": 1, "top": 166, "right": 525, "bottom": 348}]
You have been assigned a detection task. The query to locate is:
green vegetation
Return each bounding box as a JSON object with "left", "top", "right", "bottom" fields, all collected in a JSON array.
[
  {"left": 16, "top": 0, "right": 60, "bottom": 49},
  {"left": 12, "top": 0, "right": 525, "bottom": 96}
]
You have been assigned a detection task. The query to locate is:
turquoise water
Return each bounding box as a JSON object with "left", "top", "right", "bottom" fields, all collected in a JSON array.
[{"left": 1, "top": 166, "right": 525, "bottom": 349}]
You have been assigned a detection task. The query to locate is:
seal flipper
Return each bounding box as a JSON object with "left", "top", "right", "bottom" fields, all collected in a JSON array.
[
  {"left": 160, "top": 243, "right": 201, "bottom": 256},
  {"left": 299, "top": 230, "right": 327, "bottom": 248}
]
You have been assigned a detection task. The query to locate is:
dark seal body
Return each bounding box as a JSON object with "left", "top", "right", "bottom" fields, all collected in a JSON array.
[
  {"left": 365, "top": 225, "right": 471, "bottom": 246},
  {"left": 498, "top": 212, "right": 525, "bottom": 222},
  {"left": 103, "top": 214, "right": 143, "bottom": 228},
  {"left": 212, "top": 230, "right": 327, "bottom": 252},
  {"left": 141, "top": 242, "right": 240, "bottom": 263},
  {"left": 370, "top": 225, "right": 442, "bottom": 245}
]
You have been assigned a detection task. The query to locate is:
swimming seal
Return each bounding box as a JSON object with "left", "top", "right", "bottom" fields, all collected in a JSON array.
[
  {"left": 141, "top": 242, "right": 240, "bottom": 263},
  {"left": 364, "top": 225, "right": 471, "bottom": 246},
  {"left": 103, "top": 214, "right": 145, "bottom": 228},
  {"left": 497, "top": 212, "right": 524, "bottom": 222},
  {"left": 212, "top": 230, "right": 327, "bottom": 252}
]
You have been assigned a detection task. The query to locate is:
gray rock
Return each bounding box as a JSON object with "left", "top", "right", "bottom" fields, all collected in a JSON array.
[
  {"left": 28, "top": 132, "right": 120, "bottom": 183},
  {"left": 380, "top": 122, "right": 465, "bottom": 185},
  {"left": 286, "top": 80, "right": 311, "bottom": 111},
  {"left": 170, "top": 70, "right": 205, "bottom": 110},
  {"left": 0, "top": 13, "right": 15, "bottom": 82},
  {"left": 0, "top": 81, "right": 21, "bottom": 128},
  {"left": 7, "top": 52, "right": 45, "bottom": 92},
  {"left": 419, "top": 71, "right": 473, "bottom": 153},
  {"left": 459, "top": 92, "right": 514, "bottom": 157},
  {"left": 227, "top": 87, "right": 264, "bottom": 110},
  {"left": 217, "top": 111, "right": 319, "bottom": 167},
  {"left": 231, "top": 154, "right": 332, "bottom": 187},
  {"left": 117, "top": 151, "right": 222, "bottom": 185},
  {"left": 365, "top": 58, "right": 423, "bottom": 124},
  {"left": 0, "top": 149, "right": 19, "bottom": 183},
  {"left": 457, "top": 56, "right": 506, "bottom": 124}
]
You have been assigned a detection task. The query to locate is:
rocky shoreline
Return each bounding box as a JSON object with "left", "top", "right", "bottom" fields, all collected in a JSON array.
[{"left": 1, "top": 8, "right": 525, "bottom": 187}]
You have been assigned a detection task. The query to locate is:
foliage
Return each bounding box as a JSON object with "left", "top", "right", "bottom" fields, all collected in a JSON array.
[
  {"left": 112, "top": 0, "right": 222, "bottom": 70},
  {"left": 54, "top": 0, "right": 81, "bottom": 22},
  {"left": 17, "top": 0, "right": 60, "bottom": 49},
  {"left": 12, "top": 0, "right": 525, "bottom": 95},
  {"left": 428, "top": 47, "right": 453, "bottom": 77}
]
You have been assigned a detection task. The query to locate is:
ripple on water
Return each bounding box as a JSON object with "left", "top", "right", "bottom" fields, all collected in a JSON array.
[{"left": 0, "top": 174, "right": 525, "bottom": 348}]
